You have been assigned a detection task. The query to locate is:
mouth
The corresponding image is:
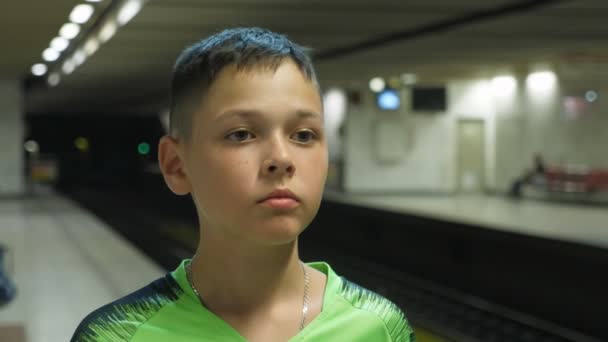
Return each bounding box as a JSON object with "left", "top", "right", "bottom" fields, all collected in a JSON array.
[
  {"left": 259, "top": 197, "right": 300, "bottom": 209},
  {"left": 258, "top": 188, "right": 300, "bottom": 209},
  {"left": 258, "top": 188, "right": 300, "bottom": 203}
]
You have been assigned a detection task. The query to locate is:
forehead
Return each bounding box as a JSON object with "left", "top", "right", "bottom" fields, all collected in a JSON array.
[
  {"left": 192, "top": 60, "right": 322, "bottom": 126},
  {"left": 192, "top": 60, "right": 323, "bottom": 136}
]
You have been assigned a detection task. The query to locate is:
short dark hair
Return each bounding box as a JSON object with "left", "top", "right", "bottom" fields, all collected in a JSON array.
[{"left": 169, "top": 27, "right": 319, "bottom": 141}]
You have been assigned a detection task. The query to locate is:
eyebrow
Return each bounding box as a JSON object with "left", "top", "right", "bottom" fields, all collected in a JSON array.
[{"left": 213, "top": 109, "right": 322, "bottom": 123}]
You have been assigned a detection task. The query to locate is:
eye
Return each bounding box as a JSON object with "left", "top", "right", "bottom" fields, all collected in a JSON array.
[
  {"left": 293, "top": 130, "right": 317, "bottom": 143},
  {"left": 225, "top": 129, "right": 254, "bottom": 142}
]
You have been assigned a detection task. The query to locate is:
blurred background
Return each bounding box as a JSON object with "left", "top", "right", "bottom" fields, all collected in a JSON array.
[{"left": 1, "top": 0, "right": 607, "bottom": 341}]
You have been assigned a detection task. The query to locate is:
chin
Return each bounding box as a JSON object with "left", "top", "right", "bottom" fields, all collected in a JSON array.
[{"left": 249, "top": 222, "right": 304, "bottom": 246}]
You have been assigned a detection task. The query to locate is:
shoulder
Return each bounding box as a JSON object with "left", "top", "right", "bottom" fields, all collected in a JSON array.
[
  {"left": 70, "top": 274, "right": 184, "bottom": 342},
  {"left": 337, "top": 277, "right": 416, "bottom": 342}
]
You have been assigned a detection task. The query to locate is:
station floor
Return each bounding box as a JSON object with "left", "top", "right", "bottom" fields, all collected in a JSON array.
[
  {"left": 0, "top": 188, "right": 606, "bottom": 342},
  {"left": 0, "top": 193, "right": 164, "bottom": 342}
]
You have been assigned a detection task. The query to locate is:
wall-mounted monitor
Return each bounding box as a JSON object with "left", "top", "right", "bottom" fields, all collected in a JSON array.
[
  {"left": 376, "top": 89, "right": 400, "bottom": 111},
  {"left": 412, "top": 87, "right": 446, "bottom": 111}
]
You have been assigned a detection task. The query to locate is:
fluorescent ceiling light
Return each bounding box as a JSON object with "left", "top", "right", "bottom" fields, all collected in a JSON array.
[
  {"left": 70, "top": 4, "right": 95, "bottom": 24},
  {"left": 84, "top": 38, "right": 99, "bottom": 56},
  {"left": 48, "top": 73, "right": 61, "bottom": 86},
  {"left": 42, "top": 48, "right": 60, "bottom": 62},
  {"left": 50, "top": 37, "right": 69, "bottom": 52},
  {"left": 86, "top": 0, "right": 103, "bottom": 2},
  {"left": 99, "top": 21, "right": 117, "bottom": 42},
  {"left": 60, "top": 23, "right": 81, "bottom": 40},
  {"left": 73, "top": 50, "right": 87, "bottom": 66},
  {"left": 62, "top": 59, "right": 76, "bottom": 75},
  {"left": 117, "top": 0, "right": 142, "bottom": 26},
  {"left": 31, "top": 64, "right": 48, "bottom": 76}
]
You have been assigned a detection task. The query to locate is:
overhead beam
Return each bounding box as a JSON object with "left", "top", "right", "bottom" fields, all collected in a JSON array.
[{"left": 315, "top": 0, "right": 569, "bottom": 61}]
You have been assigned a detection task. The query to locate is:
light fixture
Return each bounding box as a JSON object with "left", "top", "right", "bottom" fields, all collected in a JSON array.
[
  {"left": 117, "top": 0, "right": 143, "bottom": 26},
  {"left": 491, "top": 75, "right": 517, "bottom": 97},
  {"left": 70, "top": 4, "right": 95, "bottom": 24},
  {"left": 24, "top": 140, "right": 40, "bottom": 154},
  {"left": 42, "top": 48, "right": 60, "bottom": 62},
  {"left": 137, "top": 142, "right": 151, "bottom": 155},
  {"left": 369, "top": 77, "right": 385, "bottom": 92},
  {"left": 323, "top": 88, "right": 347, "bottom": 121},
  {"left": 400, "top": 73, "right": 417, "bottom": 85},
  {"left": 526, "top": 70, "right": 557, "bottom": 95},
  {"left": 73, "top": 50, "right": 86, "bottom": 66},
  {"left": 74, "top": 137, "right": 90, "bottom": 152},
  {"left": 83, "top": 38, "right": 99, "bottom": 56},
  {"left": 99, "top": 21, "right": 117, "bottom": 42},
  {"left": 62, "top": 59, "right": 76, "bottom": 75},
  {"left": 31, "top": 64, "right": 48, "bottom": 76},
  {"left": 585, "top": 90, "right": 598, "bottom": 102},
  {"left": 38, "top": 0, "right": 147, "bottom": 82},
  {"left": 377, "top": 89, "right": 401, "bottom": 111},
  {"left": 48, "top": 73, "right": 61, "bottom": 86},
  {"left": 50, "top": 37, "right": 69, "bottom": 52},
  {"left": 59, "top": 23, "right": 81, "bottom": 40}
]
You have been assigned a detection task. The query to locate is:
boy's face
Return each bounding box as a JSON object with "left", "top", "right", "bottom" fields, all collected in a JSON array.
[{"left": 176, "top": 60, "right": 327, "bottom": 245}]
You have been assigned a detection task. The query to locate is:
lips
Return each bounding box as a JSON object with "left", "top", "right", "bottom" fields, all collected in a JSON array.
[{"left": 259, "top": 188, "right": 300, "bottom": 203}]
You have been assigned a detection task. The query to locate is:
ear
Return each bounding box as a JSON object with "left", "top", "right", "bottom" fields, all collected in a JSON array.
[{"left": 158, "top": 135, "right": 192, "bottom": 195}]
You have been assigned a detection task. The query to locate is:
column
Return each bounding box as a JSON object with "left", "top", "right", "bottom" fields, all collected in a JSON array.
[{"left": 0, "top": 79, "right": 24, "bottom": 196}]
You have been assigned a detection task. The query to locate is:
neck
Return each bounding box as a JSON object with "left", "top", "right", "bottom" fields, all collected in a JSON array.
[{"left": 190, "top": 228, "right": 305, "bottom": 315}]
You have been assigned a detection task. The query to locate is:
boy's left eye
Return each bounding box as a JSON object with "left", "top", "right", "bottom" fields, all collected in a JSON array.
[{"left": 293, "top": 130, "right": 316, "bottom": 143}]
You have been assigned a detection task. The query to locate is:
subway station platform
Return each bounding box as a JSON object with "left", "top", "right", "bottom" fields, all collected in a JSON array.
[
  {"left": 324, "top": 190, "right": 608, "bottom": 250},
  {"left": 0, "top": 188, "right": 606, "bottom": 342},
  {"left": 0, "top": 193, "right": 163, "bottom": 342}
]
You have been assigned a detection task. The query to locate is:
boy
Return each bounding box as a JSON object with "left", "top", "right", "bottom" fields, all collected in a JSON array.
[{"left": 71, "top": 27, "right": 415, "bottom": 342}]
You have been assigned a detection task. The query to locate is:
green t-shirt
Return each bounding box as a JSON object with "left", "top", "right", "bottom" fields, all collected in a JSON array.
[{"left": 71, "top": 259, "right": 415, "bottom": 341}]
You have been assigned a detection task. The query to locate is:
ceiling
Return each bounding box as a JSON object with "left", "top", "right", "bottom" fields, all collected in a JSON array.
[{"left": 2, "top": 0, "right": 607, "bottom": 115}]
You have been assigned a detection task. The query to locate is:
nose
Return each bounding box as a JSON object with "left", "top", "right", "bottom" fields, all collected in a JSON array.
[{"left": 262, "top": 134, "right": 295, "bottom": 177}]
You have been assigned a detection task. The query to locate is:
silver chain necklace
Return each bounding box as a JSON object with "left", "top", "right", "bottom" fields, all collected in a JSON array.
[{"left": 185, "top": 259, "right": 310, "bottom": 331}]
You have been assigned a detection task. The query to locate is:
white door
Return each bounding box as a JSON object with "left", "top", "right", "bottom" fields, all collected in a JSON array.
[{"left": 457, "top": 119, "right": 485, "bottom": 192}]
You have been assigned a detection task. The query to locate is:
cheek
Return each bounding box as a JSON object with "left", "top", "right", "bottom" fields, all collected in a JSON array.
[
  {"left": 197, "top": 152, "right": 256, "bottom": 201},
  {"left": 304, "top": 149, "right": 329, "bottom": 187}
]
